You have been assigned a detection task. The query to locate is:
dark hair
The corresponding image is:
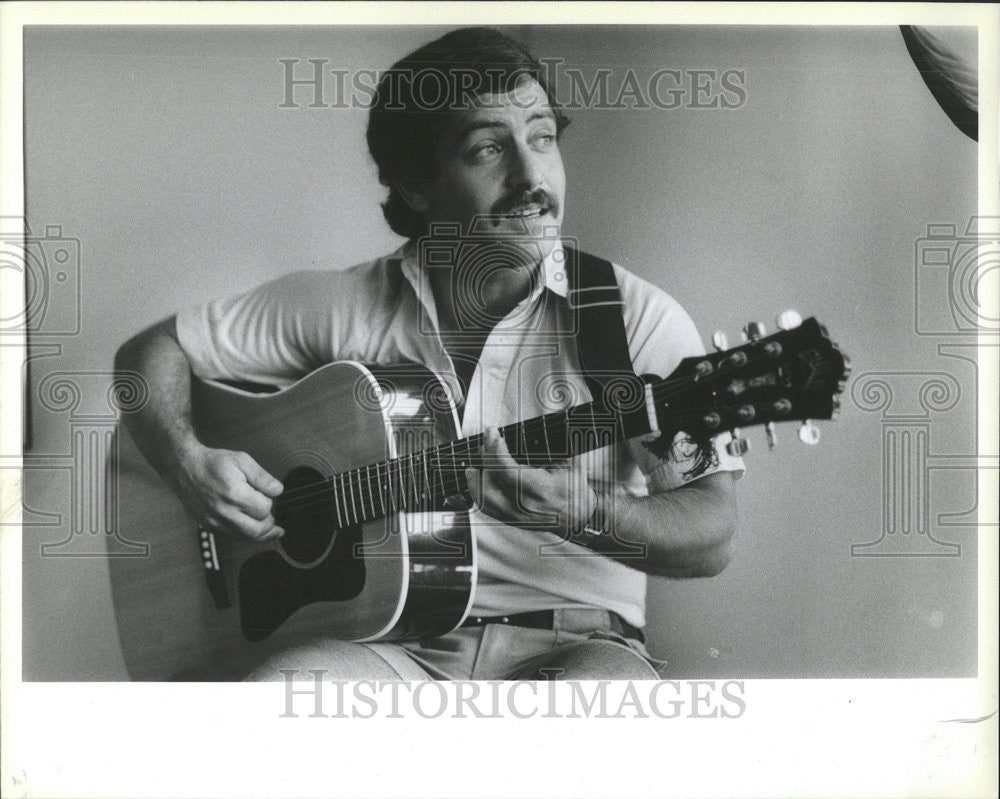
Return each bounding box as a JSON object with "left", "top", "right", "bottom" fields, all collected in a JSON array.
[{"left": 366, "top": 27, "right": 570, "bottom": 239}]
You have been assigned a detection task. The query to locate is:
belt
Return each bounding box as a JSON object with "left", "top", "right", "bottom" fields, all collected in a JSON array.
[{"left": 461, "top": 609, "right": 645, "bottom": 643}]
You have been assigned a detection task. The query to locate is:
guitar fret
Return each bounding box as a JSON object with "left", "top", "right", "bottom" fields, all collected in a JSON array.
[
  {"left": 397, "top": 457, "right": 406, "bottom": 509},
  {"left": 330, "top": 476, "right": 344, "bottom": 529},
  {"left": 431, "top": 450, "right": 446, "bottom": 500},
  {"left": 374, "top": 461, "right": 386, "bottom": 514},
  {"left": 385, "top": 461, "right": 398, "bottom": 513},
  {"left": 392, "top": 460, "right": 405, "bottom": 510},
  {"left": 541, "top": 414, "right": 552, "bottom": 463},
  {"left": 353, "top": 469, "right": 364, "bottom": 521},
  {"left": 448, "top": 444, "right": 460, "bottom": 494},
  {"left": 392, "top": 459, "right": 401, "bottom": 510},
  {"left": 455, "top": 440, "right": 469, "bottom": 494},
  {"left": 421, "top": 450, "right": 430, "bottom": 510},
  {"left": 434, "top": 452, "right": 443, "bottom": 502},
  {"left": 519, "top": 422, "right": 530, "bottom": 467},
  {"left": 409, "top": 454, "right": 420, "bottom": 508},
  {"left": 450, "top": 447, "right": 458, "bottom": 489},
  {"left": 365, "top": 464, "right": 376, "bottom": 519},
  {"left": 449, "top": 441, "right": 462, "bottom": 496},
  {"left": 426, "top": 450, "right": 436, "bottom": 502},
  {"left": 337, "top": 473, "right": 350, "bottom": 525},
  {"left": 348, "top": 471, "right": 359, "bottom": 524}
]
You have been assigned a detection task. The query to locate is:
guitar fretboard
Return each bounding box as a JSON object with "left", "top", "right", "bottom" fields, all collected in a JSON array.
[{"left": 279, "top": 398, "right": 653, "bottom": 529}]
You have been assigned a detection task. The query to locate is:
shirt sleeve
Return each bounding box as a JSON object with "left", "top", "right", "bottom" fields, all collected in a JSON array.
[
  {"left": 174, "top": 269, "right": 341, "bottom": 386},
  {"left": 614, "top": 263, "right": 746, "bottom": 494}
]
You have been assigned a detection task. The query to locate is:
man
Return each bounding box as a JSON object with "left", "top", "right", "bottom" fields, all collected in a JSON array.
[{"left": 115, "top": 27, "right": 743, "bottom": 680}]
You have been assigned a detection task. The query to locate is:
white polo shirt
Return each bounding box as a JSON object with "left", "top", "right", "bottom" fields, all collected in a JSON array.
[{"left": 175, "top": 239, "right": 744, "bottom": 627}]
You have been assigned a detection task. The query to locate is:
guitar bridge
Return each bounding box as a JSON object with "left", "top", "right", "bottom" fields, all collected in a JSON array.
[{"left": 199, "top": 528, "right": 232, "bottom": 609}]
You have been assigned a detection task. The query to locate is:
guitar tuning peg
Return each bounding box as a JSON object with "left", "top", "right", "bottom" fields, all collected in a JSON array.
[
  {"left": 765, "top": 421, "right": 777, "bottom": 450},
  {"left": 742, "top": 321, "right": 766, "bottom": 342},
  {"left": 798, "top": 420, "right": 821, "bottom": 445},
  {"left": 726, "top": 428, "right": 749, "bottom": 457},
  {"left": 776, "top": 310, "right": 802, "bottom": 331},
  {"left": 842, "top": 353, "right": 852, "bottom": 378},
  {"left": 712, "top": 331, "right": 729, "bottom": 352}
]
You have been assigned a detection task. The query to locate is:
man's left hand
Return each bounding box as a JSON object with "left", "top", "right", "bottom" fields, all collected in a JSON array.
[{"left": 464, "top": 427, "right": 597, "bottom": 537}]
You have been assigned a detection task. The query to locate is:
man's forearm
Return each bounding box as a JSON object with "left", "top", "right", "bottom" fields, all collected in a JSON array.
[
  {"left": 114, "top": 316, "right": 203, "bottom": 483},
  {"left": 582, "top": 471, "right": 738, "bottom": 578}
]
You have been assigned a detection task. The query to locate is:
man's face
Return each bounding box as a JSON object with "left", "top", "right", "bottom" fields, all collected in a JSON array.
[{"left": 417, "top": 76, "right": 566, "bottom": 259}]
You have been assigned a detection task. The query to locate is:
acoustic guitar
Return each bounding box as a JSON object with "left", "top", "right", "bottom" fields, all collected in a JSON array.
[{"left": 108, "top": 316, "right": 849, "bottom": 679}]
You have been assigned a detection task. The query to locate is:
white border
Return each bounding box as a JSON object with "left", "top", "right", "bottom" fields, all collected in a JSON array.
[{"left": 2, "top": 3, "right": 997, "bottom": 799}]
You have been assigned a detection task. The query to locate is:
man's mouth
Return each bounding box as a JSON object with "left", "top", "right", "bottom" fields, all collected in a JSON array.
[{"left": 503, "top": 205, "right": 548, "bottom": 219}]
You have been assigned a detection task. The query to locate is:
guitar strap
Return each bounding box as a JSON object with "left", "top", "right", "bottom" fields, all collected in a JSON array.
[
  {"left": 562, "top": 246, "right": 643, "bottom": 407},
  {"left": 563, "top": 248, "right": 716, "bottom": 480}
]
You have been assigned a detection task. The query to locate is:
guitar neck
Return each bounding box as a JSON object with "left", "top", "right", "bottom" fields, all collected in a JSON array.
[
  {"left": 280, "top": 396, "right": 656, "bottom": 530},
  {"left": 272, "top": 316, "right": 850, "bottom": 532},
  {"left": 495, "top": 397, "right": 654, "bottom": 465}
]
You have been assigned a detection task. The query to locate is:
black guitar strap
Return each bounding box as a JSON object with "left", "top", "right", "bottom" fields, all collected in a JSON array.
[
  {"left": 562, "top": 246, "right": 643, "bottom": 407},
  {"left": 563, "top": 247, "right": 716, "bottom": 480}
]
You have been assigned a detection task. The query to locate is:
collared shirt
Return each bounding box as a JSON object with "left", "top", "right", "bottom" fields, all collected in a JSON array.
[{"left": 175, "top": 239, "right": 744, "bottom": 627}]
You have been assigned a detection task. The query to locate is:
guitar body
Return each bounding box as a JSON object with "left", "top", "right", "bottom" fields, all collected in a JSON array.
[{"left": 109, "top": 361, "right": 475, "bottom": 680}]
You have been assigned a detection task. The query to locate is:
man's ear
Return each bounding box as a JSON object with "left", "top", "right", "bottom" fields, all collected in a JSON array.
[{"left": 394, "top": 181, "right": 430, "bottom": 214}]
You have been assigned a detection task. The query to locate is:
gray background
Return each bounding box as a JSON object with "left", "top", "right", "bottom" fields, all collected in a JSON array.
[{"left": 21, "top": 25, "right": 979, "bottom": 679}]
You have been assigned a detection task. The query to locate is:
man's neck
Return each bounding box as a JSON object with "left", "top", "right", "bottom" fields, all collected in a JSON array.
[{"left": 427, "top": 254, "right": 542, "bottom": 336}]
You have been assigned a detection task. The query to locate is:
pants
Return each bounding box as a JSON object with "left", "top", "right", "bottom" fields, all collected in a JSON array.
[{"left": 245, "top": 608, "right": 666, "bottom": 681}]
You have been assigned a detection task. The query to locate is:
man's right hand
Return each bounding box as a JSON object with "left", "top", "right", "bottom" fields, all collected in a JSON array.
[
  {"left": 173, "top": 443, "right": 285, "bottom": 542},
  {"left": 115, "top": 316, "right": 285, "bottom": 542}
]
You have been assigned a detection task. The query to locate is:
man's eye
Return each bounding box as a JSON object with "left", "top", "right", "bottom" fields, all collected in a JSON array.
[
  {"left": 470, "top": 142, "right": 501, "bottom": 160},
  {"left": 533, "top": 134, "right": 556, "bottom": 150}
]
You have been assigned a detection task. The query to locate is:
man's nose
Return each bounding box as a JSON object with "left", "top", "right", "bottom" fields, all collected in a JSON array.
[{"left": 505, "top": 142, "right": 545, "bottom": 191}]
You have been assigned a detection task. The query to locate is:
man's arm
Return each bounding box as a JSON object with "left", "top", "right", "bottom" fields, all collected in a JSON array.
[
  {"left": 466, "top": 427, "right": 738, "bottom": 578},
  {"left": 587, "top": 471, "right": 738, "bottom": 578},
  {"left": 114, "top": 317, "right": 285, "bottom": 541}
]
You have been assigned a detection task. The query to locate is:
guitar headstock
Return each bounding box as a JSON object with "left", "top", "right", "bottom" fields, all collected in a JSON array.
[{"left": 654, "top": 312, "right": 850, "bottom": 452}]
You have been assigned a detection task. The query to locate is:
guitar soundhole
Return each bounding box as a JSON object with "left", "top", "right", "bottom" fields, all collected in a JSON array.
[{"left": 275, "top": 466, "right": 336, "bottom": 565}]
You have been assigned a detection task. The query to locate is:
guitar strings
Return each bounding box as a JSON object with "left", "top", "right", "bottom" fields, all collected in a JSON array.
[
  {"left": 272, "top": 323, "right": 840, "bottom": 524},
  {"left": 270, "top": 358, "right": 762, "bottom": 527},
  {"left": 274, "top": 364, "right": 703, "bottom": 506},
  {"left": 272, "top": 406, "right": 737, "bottom": 529},
  {"left": 271, "top": 356, "right": 772, "bottom": 526}
]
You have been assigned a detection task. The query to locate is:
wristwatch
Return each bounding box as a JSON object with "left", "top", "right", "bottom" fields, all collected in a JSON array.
[{"left": 576, "top": 488, "right": 609, "bottom": 542}]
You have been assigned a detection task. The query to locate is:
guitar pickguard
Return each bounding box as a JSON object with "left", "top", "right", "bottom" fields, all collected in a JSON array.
[{"left": 238, "top": 523, "right": 366, "bottom": 642}]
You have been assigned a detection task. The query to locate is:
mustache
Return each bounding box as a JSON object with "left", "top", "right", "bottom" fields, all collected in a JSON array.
[{"left": 491, "top": 189, "right": 558, "bottom": 217}]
